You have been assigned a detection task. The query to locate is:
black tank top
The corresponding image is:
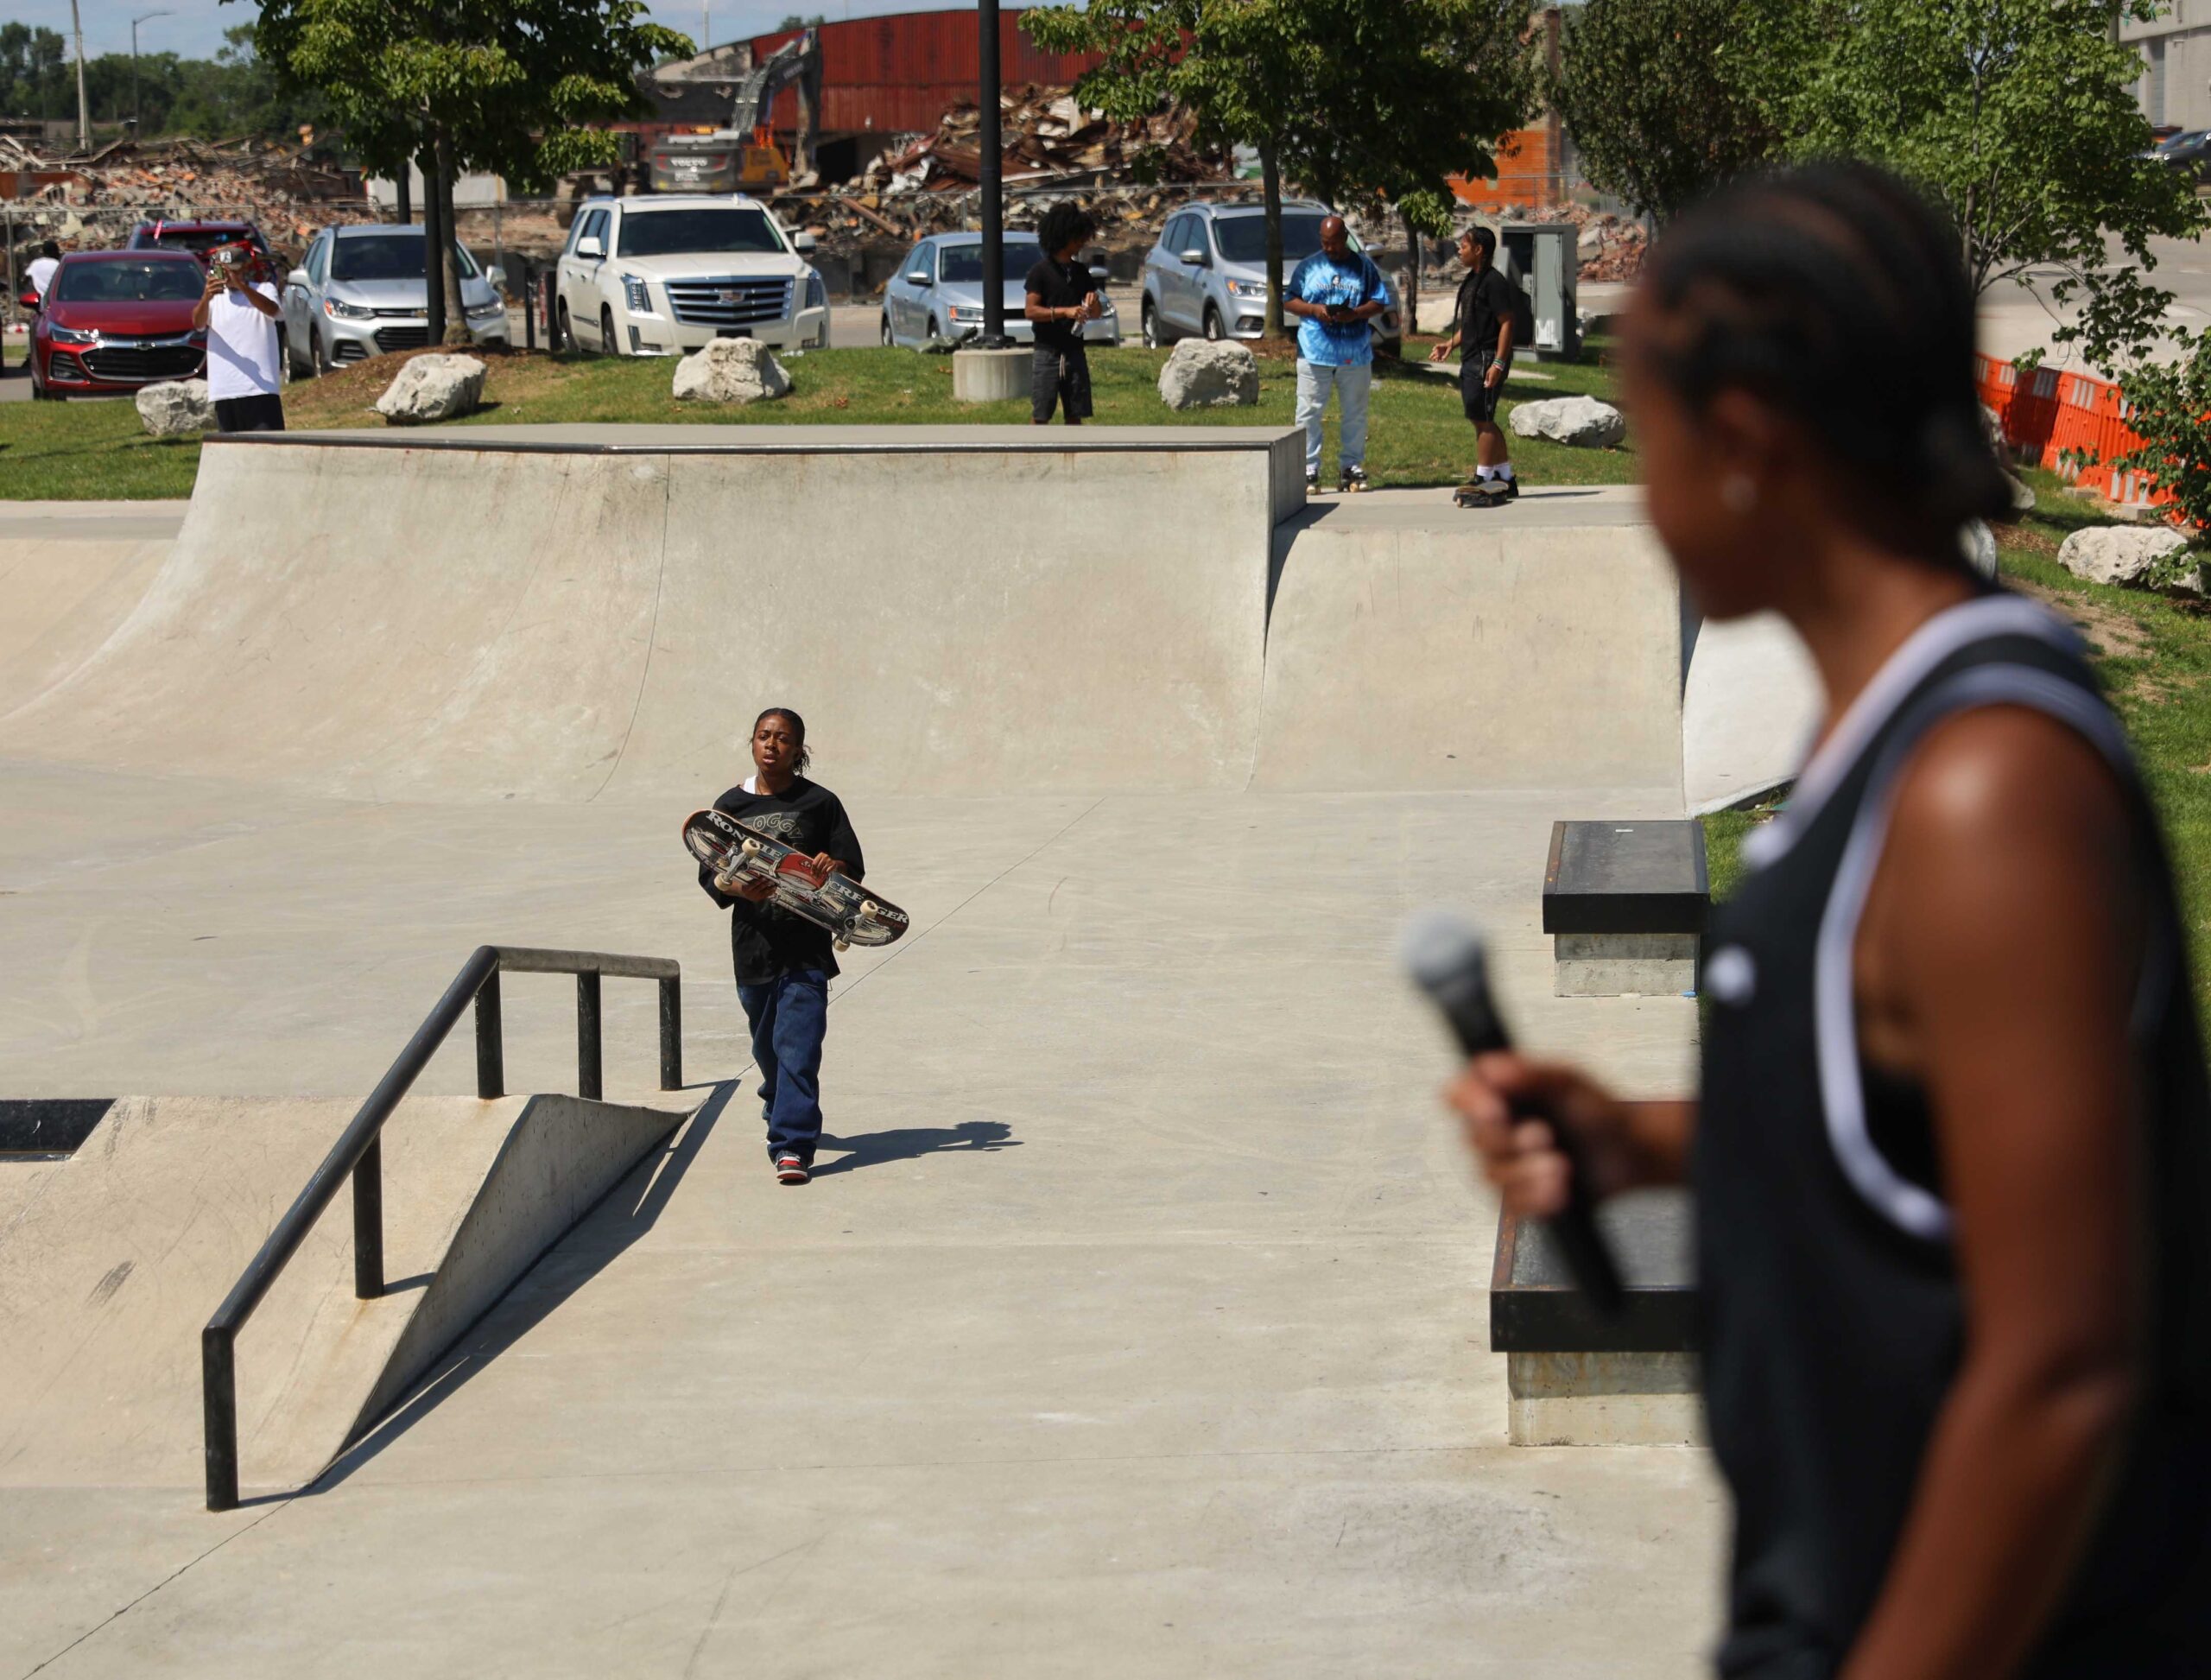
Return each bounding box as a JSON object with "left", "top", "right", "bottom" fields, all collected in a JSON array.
[{"left": 1696, "top": 592, "right": 2211, "bottom": 1678}]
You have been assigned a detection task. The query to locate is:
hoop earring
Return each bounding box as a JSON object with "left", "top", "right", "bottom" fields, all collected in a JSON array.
[{"left": 1720, "top": 474, "right": 1758, "bottom": 515}]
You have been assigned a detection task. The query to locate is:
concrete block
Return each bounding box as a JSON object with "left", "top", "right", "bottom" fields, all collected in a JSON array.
[
  {"left": 951, "top": 346, "right": 1029, "bottom": 403},
  {"left": 1555, "top": 931, "right": 1699, "bottom": 997},
  {"left": 1508, "top": 1352, "right": 1703, "bottom": 1446}
]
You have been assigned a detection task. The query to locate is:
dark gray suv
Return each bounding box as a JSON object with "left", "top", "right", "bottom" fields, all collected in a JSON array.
[{"left": 1141, "top": 200, "right": 1401, "bottom": 351}]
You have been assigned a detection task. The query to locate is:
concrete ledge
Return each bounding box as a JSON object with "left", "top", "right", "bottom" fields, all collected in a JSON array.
[
  {"left": 1508, "top": 1352, "right": 1702, "bottom": 1447},
  {"left": 952, "top": 346, "right": 1029, "bottom": 403},
  {"left": 1555, "top": 932, "right": 1698, "bottom": 998}
]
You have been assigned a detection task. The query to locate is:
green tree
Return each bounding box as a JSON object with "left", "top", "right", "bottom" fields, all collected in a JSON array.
[
  {"left": 2107, "top": 330, "right": 2211, "bottom": 545},
  {"left": 0, "top": 23, "right": 72, "bottom": 123},
  {"left": 1548, "top": 0, "right": 1796, "bottom": 223},
  {"left": 251, "top": 0, "right": 689, "bottom": 335},
  {"left": 1027, "top": 0, "right": 1536, "bottom": 337},
  {"left": 1786, "top": 0, "right": 2201, "bottom": 370}
]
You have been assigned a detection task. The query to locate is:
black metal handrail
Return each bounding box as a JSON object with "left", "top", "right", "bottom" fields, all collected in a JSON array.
[{"left": 200, "top": 945, "right": 682, "bottom": 1512}]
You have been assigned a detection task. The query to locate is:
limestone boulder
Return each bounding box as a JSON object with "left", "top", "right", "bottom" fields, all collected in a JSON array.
[
  {"left": 1508, "top": 394, "right": 1626, "bottom": 449},
  {"left": 2056, "top": 523, "right": 2190, "bottom": 587},
  {"left": 375, "top": 354, "right": 487, "bottom": 426},
  {"left": 2002, "top": 470, "right": 2036, "bottom": 514},
  {"left": 135, "top": 378, "right": 212, "bottom": 438},
  {"left": 672, "top": 338, "right": 789, "bottom": 404},
  {"left": 1958, "top": 518, "right": 1999, "bottom": 580},
  {"left": 1157, "top": 339, "right": 1259, "bottom": 409}
]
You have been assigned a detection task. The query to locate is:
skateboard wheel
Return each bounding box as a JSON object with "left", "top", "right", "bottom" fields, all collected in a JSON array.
[
  {"left": 860, "top": 899, "right": 879, "bottom": 918},
  {"left": 740, "top": 839, "right": 762, "bottom": 859},
  {"left": 833, "top": 936, "right": 851, "bottom": 952}
]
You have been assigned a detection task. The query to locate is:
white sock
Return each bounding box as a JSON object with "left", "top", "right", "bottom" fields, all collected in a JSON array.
[
  {"left": 1496, "top": 463, "right": 1516, "bottom": 480},
  {"left": 1476, "top": 466, "right": 1497, "bottom": 480}
]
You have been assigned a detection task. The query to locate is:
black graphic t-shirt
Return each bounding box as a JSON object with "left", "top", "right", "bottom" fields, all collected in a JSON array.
[
  {"left": 1024, "top": 255, "right": 1098, "bottom": 352},
  {"left": 698, "top": 776, "right": 865, "bottom": 983}
]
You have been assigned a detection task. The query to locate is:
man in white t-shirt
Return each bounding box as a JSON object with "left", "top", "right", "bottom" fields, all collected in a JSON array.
[
  {"left": 25, "top": 241, "right": 62, "bottom": 301},
  {"left": 190, "top": 249, "right": 284, "bottom": 432}
]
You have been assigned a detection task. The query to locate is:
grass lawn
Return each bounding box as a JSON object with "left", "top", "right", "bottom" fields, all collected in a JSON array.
[
  {"left": 0, "top": 337, "right": 1633, "bottom": 502},
  {"left": 1699, "top": 473, "right": 2211, "bottom": 1029}
]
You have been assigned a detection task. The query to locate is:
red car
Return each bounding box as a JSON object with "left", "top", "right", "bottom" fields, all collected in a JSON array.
[
  {"left": 29, "top": 250, "right": 207, "bottom": 402},
  {"left": 125, "top": 219, "right": 272, "bottom": 265}
]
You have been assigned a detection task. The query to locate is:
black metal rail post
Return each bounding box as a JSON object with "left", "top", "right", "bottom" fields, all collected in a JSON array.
[
  {"left": 977, "top": 0, "right": 1008, "bottom": 348},
  {"left": 577, "top": 972, "right": 602, "bottom": 1101},
  {"left": 659, "top": 976, "right": 683, "bottom": 1091},
  {"left": 475, "top": 970, "right": 504, "bottom": 1100},
  {"left": 201, "top": 944, "right": 681, "bottom": 1511}
]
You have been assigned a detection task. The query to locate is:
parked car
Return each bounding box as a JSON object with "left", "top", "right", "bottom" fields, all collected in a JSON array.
[
  {"left": 879, "top": 231, "right": 1120, "bottom": 349},
  {"left": 28, "top": 249, "right": 206, "bottom": 401},
  {"left": 125, "top": 219, "right": 272, "bottom": 265},
  {"left": 282, "top": 223, "right": 510, "bottom": 376},
  {"left": 553, "top": 193, "right": 828, "bottom": 357},
  {"left": 1141, "top": 200, "right": 1401, "bottom": 352},
  {"left": 2156, "top": 130, "right": 2211, "bottom": 178}
]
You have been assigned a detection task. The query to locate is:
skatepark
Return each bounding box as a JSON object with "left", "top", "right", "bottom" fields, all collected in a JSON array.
[{"left": 0, "top": 429, "right": 1815, "bottom": 1675}]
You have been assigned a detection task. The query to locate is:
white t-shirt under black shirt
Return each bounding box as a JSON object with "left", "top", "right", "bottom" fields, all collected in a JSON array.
[{"left": 205, "top": 281, "right": 282, "bottom": 401}]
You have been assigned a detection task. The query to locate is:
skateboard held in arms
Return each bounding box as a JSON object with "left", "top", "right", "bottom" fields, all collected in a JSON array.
[{"left": 681, "top": 808, "right": 910, "bottom": 952}]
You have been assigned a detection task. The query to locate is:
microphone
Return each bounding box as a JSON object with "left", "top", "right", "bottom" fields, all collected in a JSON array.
[{"left": 1401, "top": 913, "right": 1625, "bottom": 1317}]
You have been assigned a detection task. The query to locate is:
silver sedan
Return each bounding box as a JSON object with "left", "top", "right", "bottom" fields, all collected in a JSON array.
[{"left": 879, "top": 233, "right": 1119, "bottom": 349}]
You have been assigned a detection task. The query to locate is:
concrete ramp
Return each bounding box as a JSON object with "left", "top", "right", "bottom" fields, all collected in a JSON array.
[
  {"left": 0, "top": 504, "right": 180, "bottom": 720},
  {"left": 0, "top": 1091, "right": 684, "bottom": 1493},
  {"left": 1257, "top": 488, "right": 1684, "bottom": 793}
]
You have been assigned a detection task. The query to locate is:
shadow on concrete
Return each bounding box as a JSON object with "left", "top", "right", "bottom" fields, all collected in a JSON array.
[
  {"left": 809, "top": 1119, "right": 1020, "bottom": 1176},
  {"left": 265, "top": 1078, "right": 735, "bottom": 1505}
]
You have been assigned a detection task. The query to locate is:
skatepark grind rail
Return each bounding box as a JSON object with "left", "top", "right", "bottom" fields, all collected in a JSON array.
[{"left": 200, "top": 945, "right": 684, "bottom": 1512}]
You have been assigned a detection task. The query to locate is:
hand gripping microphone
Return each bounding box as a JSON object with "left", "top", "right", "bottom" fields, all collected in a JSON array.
[{"left": 1402, "top": 913, "right": 1625, "bottom": 1317}]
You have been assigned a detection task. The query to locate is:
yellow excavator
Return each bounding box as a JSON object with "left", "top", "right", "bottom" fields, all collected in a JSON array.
[{"left": 645, "top": 29, "right": 822, "bottom": 194}]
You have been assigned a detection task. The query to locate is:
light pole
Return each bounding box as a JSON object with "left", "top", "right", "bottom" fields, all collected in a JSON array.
[
  {"left": 132, "top": 12, "right": 173, "bottom": 135},
  {"left": 977, "top": 0, "right": 1007, "bottom": 347},
  {"left": 68, "top": 0, "right": 89, "bottom": 151}
]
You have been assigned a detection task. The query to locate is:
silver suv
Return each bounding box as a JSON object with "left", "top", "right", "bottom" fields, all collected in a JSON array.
[
  {"left": 283, "top": 224, "right": 509, "bottom": 376},
  {"left": 1141, "top": 200, "right": 1401, "bottom": 352}
]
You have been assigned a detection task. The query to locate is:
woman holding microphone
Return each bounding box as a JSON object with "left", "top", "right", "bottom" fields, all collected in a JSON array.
[{"left": 1453, "top": 162, "right": 2211, "bottom": 1677}]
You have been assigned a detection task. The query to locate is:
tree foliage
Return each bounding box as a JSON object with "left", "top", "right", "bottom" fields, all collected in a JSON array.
[
  {"left": 248, "top": 0, "right": 691, "bottom": 190},
  {"left": 1785, "top": 0, "right": 2201, "bottom": 369},
  {"left": 1547, "top": 0, "right": 1791, "bottom": 223},
  {"left": 1025, "top": 0, "right": 1536, "bottom": 333},
  {"left": 2107, "top": 332, "right": 2211, "bottom": 542}
]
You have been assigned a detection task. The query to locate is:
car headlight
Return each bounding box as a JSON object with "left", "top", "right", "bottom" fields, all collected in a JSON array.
[
  {"left": 1225, "top": 279, "right": 1268, "bottom": 300},
  {"left": 48, "top": 323, "right": 98, "bottom": 345},
  {"left": 621, "top": 275, "right": 654, "bottom": 314},
  {"left": 322, "top": 297, "right": 375, "bottom": 320},
  {"left": 803, "top": 269, "right": 827, "bottom": 312},
  {"left": 1097, "top": 295, "right": 1117, "bottom": 314},
  {"left": 467, "top": 295, "right": 505, "bottom": 318},
  {"left": 948, "top": 305, "right": 983, "bottom": 323}
]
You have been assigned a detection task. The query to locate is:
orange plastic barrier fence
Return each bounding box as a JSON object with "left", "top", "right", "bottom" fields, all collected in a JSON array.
[{"left": 1974, "top": 353, "right": 2179, "bottom": 514}]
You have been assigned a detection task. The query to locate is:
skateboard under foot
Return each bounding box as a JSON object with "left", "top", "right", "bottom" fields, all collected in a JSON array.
[{"left": 1453, "top": 479, "right": 1513, "bottom": 510}]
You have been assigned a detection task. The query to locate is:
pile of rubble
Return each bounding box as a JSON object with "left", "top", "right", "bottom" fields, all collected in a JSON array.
[
  {"left": 862, "top": 83, "right": 1226, "bottom": 195},
  {"left": 2, "top": 134, "right": 375, "bottom": 269},
  {"left": 1558, "top": 204, "right": 1649, "bottom": 283}
]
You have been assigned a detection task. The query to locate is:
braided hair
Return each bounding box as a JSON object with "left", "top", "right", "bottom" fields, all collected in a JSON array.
[
  {"left": 752, "top": 707, "right": 812, "bottom": 777},
  {"left": 1644, "top": 162, "right": 2011, "bottom": 532}
]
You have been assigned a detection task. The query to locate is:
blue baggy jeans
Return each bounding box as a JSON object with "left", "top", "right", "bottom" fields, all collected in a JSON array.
[{"left": 737, "top": 968, "right": 829, "bottom": 1164}]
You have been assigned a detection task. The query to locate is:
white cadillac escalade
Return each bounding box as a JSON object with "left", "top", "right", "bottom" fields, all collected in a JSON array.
[{"left": 554, "top": 193, "right": 829, "bottom": 358}]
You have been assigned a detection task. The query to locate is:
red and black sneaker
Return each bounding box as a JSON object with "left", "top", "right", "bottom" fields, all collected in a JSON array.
[{"left": 775, "top": 1153, "right": 810, "bottom": 1185}]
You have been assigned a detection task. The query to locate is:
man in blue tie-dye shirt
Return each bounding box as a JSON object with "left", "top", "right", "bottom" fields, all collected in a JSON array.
[{"left": 1284, "top": 216, "right": 1388, "bottom": 492}]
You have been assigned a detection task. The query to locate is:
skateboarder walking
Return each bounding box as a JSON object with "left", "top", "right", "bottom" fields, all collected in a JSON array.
[
  {"left": 1431, "top": 226, "right": 1520, "bottom": 501},
  {"left": 699, "top": 707, "right": 864, "bottom": 1185}
]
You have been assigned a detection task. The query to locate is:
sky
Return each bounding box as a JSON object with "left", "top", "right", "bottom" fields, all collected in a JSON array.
[{"left": 10, "top": 1, "right": 1023, "bottom": 63}]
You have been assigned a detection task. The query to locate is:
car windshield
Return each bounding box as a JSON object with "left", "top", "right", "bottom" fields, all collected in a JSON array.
[
  {"left": 137, "top": 227, "right": 257, "bottom": 254},
  {"left": 1213, "top": 212, "right": 1330, "bottom": 265},
  {"left": 618, "top": 208, "right": 784, "bottom": 257},
  {"left": 54, "top": 260, "right": 203, "bottom": 303},
  {"left": 940, "top": 241, "right": 1041, "bottom": 283},
  {"left": 331, "top": 235, "right": 479, "bottom": 282}
]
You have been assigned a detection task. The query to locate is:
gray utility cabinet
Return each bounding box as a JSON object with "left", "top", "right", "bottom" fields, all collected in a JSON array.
[{"left": 1498, "top": 223, "right": 1580, "bottom": 363}]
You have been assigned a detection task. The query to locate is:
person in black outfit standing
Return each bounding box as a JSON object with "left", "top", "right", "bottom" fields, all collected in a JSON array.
[
  {"left": 1451, "top": 163, "right": 2211, "bottom": 1677},
  {"left": 1429, "top": 225, "right": 1520, "bottom": 498},
  {"left": 699, "top": 707, "right": 865, "bottom": 1186},
  {"left": 1023, "top": 202, "right": 1103, "bottom": 426}
]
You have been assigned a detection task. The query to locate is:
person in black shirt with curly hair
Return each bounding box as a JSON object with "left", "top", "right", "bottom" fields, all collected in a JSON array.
[{"left": 1024, "top": 201, "right": 1104, "bottom": 426}]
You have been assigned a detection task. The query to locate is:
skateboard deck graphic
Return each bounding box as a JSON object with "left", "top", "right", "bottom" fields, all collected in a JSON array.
[{"left": 682, "top": 808, "right": 910, "bottom": 951}]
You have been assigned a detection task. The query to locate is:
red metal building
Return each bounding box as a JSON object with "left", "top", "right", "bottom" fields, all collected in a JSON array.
[{"left": 741, "top": 8, "right": 1104, "bottom": 146}]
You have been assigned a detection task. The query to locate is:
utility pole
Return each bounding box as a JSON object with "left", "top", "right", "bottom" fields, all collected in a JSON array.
[
  {"left": 69, "top": 0, "right": 90, "bottom": 151},
  {"left": 978, "top": 0, "right": 1007, "bottom": 346},
  {"left": 132, "top": 13, "right": 174, "bottom": 136}
]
